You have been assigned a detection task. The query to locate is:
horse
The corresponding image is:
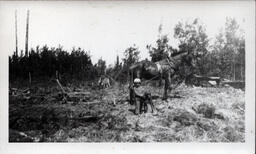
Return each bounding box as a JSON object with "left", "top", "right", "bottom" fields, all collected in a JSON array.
[
  {"left": 98, "top": 76, "right": 111, "bottom": 89},
  {"left": 129, "top": 50, "right": 193, "bottom": 100}
]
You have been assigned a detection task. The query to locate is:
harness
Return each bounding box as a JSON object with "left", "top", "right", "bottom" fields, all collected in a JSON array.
[{"left": 155, "top": 63, "right": 162, "bottom": 73}]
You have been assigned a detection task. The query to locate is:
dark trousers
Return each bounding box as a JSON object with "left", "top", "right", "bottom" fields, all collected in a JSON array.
[{"left": 135, "top": 97, "right": 142, "bottom": 115}]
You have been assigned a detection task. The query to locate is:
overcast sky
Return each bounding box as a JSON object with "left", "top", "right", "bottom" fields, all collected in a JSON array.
[{"left": 0, "top": 1, "right": 249, "bottom": 65}]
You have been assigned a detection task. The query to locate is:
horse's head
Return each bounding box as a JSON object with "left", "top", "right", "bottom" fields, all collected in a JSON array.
[
  {"left": 170, "top": 50, "right": 188, "bottom": 58},
  {"left": 183, "top": 52, "right": 197, "bottom": 68}
]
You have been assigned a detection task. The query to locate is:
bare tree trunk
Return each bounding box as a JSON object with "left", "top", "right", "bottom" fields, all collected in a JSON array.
[
  {"left": 233, "top": 62, "right": 235, "bottom": 81},
  {"left": 15, "top": 10, "right": 18, "bottom": 56},
  {"left": 25, "top": 10, "right": 29, "bottom": 57},
  {"left": 29, "top": 72, "right": 31, "bottom": 85}
]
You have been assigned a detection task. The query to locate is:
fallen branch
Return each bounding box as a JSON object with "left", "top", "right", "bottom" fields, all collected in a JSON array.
[
  {"left": 56, "top": 79, "right": 68, "bottom": 103},
  {"left": 236, "top": 105, "right": 244, "bottom": 112},
  {"left": 56, "top": 79, "right": 66, "bottom": 94},
  {"left": 22, "top": 88, "right": 30, "bottom": 93}
]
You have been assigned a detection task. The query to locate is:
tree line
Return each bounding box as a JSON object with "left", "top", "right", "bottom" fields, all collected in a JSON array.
[{"left": 9, "top": 17, "right": 245, "bottom": 84}]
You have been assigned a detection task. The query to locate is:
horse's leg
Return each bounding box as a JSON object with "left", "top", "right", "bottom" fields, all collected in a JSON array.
[
  {"left": 159, "top": 79, "right": 162, "bottom": 87},
  {"left": 107, "top": 80, "right": 110, "bottom": 87},
  {"left": 135, "top": 98, "right": 141, "bottom": 115},
  {"left": 149, "top": 97, "right": 156, "bottom": 113},
  {"left": 141, "top": 100, "right": 146, "bottom": 113},
  {"left": 159, "top": 73, "right": 162, "bottom": 87},
  {"left": 168, "top": 72, "right": 172, "bottom": 92},
  {"left": 129, "top": 70, "right": 134, "bottom": 105},
  {"left": 163, "top": 72, "right": 170, "bottom": 100},
  {"left": 163, "top": 76, "right": 168, "bottom": 100}
]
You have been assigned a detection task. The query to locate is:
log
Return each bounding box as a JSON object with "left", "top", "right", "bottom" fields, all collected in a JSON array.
[
  {"left": 193, "top": 74, "right": 221, "bottom": 86},
  {"left": 56, "top": 79, "right": 68, "bottom": 103},
  {"left": 22, "top": 88, "right": 30, "bottom": 93},
  {"left": 56, "top": 79, "right": 66, "bottom": 94},
  {"left": 222, "top": 81, "right": 245, "bottom": 89}
]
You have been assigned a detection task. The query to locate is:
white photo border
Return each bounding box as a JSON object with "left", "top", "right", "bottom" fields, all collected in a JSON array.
[{"left": 0, "top": 1, "right": 254, "bottom": 154}]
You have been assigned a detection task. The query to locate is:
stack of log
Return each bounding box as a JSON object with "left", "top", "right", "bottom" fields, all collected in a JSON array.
[
  {"left": 192, "top": 74, "right": 221, "bottom": 87},
  {"left": 191, "top": 74, "right": 245, "bottom": 89}
]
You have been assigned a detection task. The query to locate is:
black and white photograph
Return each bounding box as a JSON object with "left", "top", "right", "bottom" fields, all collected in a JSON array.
[{"left": 0, "top": 0, "right": 255, "bottom": 154}]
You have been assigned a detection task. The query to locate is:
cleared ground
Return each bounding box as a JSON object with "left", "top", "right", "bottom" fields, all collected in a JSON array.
[{"left": 9, "top": 82, "right": 245, "bottom": 142}]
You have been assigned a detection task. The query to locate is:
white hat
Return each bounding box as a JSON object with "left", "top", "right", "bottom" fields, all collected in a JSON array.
[{"left": 134, "top": 78, "right": 141, "bottom": 83}]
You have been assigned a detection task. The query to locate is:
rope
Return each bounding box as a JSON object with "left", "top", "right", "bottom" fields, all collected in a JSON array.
[{"left": 143, "top": 73, "right": 161, "bottom": 84}]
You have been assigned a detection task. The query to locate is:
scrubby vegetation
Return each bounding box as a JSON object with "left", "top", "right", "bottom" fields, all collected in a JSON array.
[{"left": 9, "top": 83, "right": 244, "bottom": 142}]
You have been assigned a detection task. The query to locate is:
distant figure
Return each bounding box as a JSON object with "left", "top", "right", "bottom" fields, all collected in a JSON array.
[
  {"left": 98, "top": 76, "right": 111, "bottom": 89},
  {"left": 129, "top": 78, "right": 156, "bottom": 115}
]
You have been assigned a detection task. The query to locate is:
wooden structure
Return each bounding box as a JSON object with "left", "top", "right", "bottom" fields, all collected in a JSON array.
[{"left": 193, "top": 74, "right": 221, "bottom": 86}]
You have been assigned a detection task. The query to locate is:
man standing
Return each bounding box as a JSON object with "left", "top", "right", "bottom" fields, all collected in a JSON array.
[
  {"left": 130, "top": 78, "right": 156, "bottom": 115},
  {"left": 130, "top": 78, "right": 144, "bottom": 115}
]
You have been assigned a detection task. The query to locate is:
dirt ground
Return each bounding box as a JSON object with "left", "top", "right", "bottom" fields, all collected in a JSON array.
[{"left": 9, "top": 82, "right": 245, "bottom": 142}]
